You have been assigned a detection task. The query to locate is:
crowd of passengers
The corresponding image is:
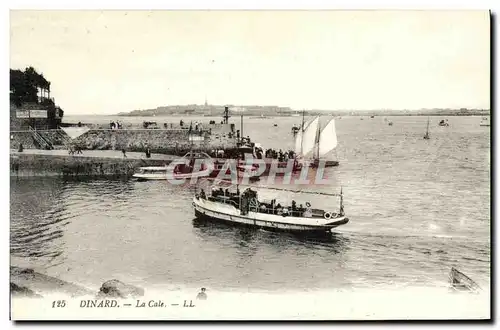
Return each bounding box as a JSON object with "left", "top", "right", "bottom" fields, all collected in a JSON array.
[
  {"left": 198, "top": 188, "right": 313, "bottom": 217},
  {"left": 249, "top": 148, "right": 296, "bottom": 161},
  {"left": 208, "top": 147, "right": 297, "bottom": 162}
]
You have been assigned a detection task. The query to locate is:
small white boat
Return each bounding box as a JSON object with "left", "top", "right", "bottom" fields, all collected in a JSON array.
[
  {"left": 438, "top": 119, "right": 449, "bottom": 127},
  {"left": 133, "top": 166, "right": 169, "bottom": 180},
  {"left": 193, "top": 185, "right": 349, "bottom": 235},
  {"left": 480, "top": 117, "right": 490, "bottom": 127},
  {"left": 132, "top": 166, "right": 212, "bottom": 180},
  {"left": 133, "top": 151, "right": 212, "bottom": 181}
]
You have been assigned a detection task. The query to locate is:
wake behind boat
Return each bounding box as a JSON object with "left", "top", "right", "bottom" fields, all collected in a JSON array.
[
  {"left": 424, "top": 117, "right": 430, "bottom": 140},
  {"left": 449, "top": 267, "right": 482, "bottom": 292},
  {"left": 192, "top": 184, "right": 349, "bottom": 235}
]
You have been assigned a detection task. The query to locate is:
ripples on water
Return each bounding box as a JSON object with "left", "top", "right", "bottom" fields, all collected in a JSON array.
[{"left": 11, "top": 116, "right": 490, "bottom": 297}]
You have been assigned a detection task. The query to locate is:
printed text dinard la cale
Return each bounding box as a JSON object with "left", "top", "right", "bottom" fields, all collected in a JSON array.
[{"left": 78, "top": 299, "right": 196, "bottom": 308}]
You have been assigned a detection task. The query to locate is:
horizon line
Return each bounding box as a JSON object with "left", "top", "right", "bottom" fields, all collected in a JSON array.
[{"left": 65, "top": 108, "right": 491, "bottom": 117}]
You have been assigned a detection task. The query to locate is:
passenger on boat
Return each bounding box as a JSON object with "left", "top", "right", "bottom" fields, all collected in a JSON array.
[
  {"left": 282, "top": 207, "right": 289, "bottom": 217},
  {"left": 303, "top": 203, "right": 313, "bottom": 218},
  {"left": 199, "top": 189, "right": 206, "bottom": 199},
  {"left": 297, "top": 204, "right": 304, "bottom": 217},
  {"left": 270, "top": 199, "right": 276, "bottom": 209},
  {"left": 291, "top": 200, "right": 296, "bottom": 211},
  {"left": 278, "top": 153, "right": 282, "bottom": 162}
]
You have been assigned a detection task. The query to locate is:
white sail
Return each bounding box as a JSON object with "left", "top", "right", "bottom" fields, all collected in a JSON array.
[
  {"left": 318, "top": 119, "right": 338, "bottom": 158},
  {"left": 301, "top": 116, "right": 320, "bottom": 157},
  {"left": 294, "top": 117, "right": 314, "bottom": 155}
]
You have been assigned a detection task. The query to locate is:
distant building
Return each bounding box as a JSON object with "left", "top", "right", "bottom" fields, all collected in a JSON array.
[{"left": 10, "top": 101, "right": 63, "bottom": 130}]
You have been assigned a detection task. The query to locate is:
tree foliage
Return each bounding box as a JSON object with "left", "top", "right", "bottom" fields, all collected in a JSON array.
[{"left": 10, "top": 66, "right": 51, "bottom": 106}]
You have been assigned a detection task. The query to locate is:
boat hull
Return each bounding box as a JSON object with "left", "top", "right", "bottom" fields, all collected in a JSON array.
[
  {"left": 192, "top": 198, "right": 348, "bottom": 234},
  {"left": 309, "top": 160, "right": 339, "bottom": 168},
  {"left": 132, "top": 169, "right": 211, "bottom": 180}
]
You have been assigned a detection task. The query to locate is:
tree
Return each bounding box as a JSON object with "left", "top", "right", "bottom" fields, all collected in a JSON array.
[
  {"left": 10, "top": 66, "right": 50, "bottom": 105},
  {"left": 10, "top": 66, "right": 64, "bottom": 124}
]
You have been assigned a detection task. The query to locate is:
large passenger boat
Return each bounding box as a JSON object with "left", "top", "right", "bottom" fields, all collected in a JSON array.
[
  {"left": 208, "top": 144, "right": 303, "bottom": 179},
  {"left": 192, "top": 184, "right": 349, "bottom": 235}
]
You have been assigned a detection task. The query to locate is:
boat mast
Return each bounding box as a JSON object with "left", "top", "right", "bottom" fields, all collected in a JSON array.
[
  {"left": 240, "top": 114, "right": 244, "bottom": 145},
  {"left": 339, "top": 186, "right": 344, "bottom": 215},
  {"left": 300, "top": 110, "right": 305, "bottom": 156},
  {"left": 189, "top": 121, "right": 194, "bottom": 160},
  {"left": 190, "top": 138, "right": 194, "bottom": 164},
  {"left": 426, "top": 117, "right": 430, "bottom": 137},
  {"left": 315, "top": 115, "right": 321, "bottom": 161}
]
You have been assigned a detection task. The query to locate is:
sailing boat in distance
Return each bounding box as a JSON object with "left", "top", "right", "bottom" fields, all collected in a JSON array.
[
  {"left": 423, "top": 117, "right": 430, "bottom": 140},
  {"left": 295, "top": 115, "right": 339, "bottom": 167}
]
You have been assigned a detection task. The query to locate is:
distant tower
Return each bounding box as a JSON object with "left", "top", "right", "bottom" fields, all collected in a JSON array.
[
  {"left": 204, "top": 96, "right": 208, "bottom": 107},
  {"left": 223, "top": 106, "right": 230, "bottom": 124}
]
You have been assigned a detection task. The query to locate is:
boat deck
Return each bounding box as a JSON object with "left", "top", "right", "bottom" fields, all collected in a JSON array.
[{"left": 206, "top": 194, "right": 332, "bottom": 219}]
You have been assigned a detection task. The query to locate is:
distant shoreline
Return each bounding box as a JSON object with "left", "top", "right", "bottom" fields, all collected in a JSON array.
[
  {"left": 113, "top": 105, "right": 489, "bottom": 118},
  {"left": 113, "top": 112, "right": 490, "bottom": 117}
]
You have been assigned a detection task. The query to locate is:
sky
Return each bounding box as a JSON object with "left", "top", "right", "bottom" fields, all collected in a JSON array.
[{"left": 9, "top": 10, "right": 490, "bottom": 115}]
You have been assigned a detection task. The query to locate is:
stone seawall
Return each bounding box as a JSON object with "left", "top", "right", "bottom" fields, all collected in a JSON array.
[
  {"left": 10, "top": 131, "right": 37, "bottom": 149},
  {"left": 10, "top": 125, "right": 237, "bottom": 154},
  {"left": 10, "top": 150, "right": 176, "bottom": 177},
  {"left": 74, "top": 129, "right": 205, "bottom": 154}
]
